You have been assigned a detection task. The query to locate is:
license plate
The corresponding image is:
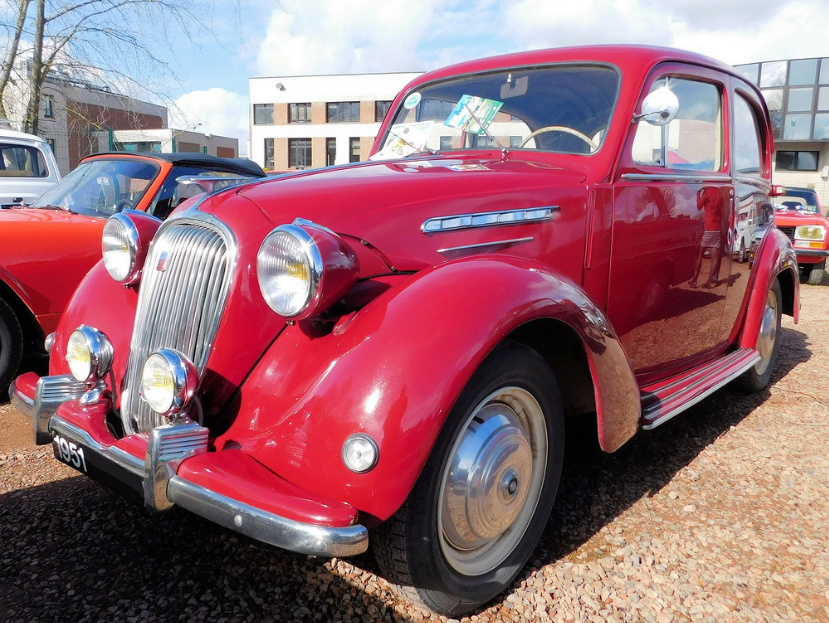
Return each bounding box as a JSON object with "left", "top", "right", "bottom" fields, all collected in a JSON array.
[{"left": 52, "top": 432, "right": 89, "bottom": 473}]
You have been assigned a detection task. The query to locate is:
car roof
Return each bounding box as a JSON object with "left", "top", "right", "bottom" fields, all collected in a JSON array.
[
  {"left": 83, "top": 152, "right": 266, "bottom": 177},
  {"left": 0, "top": 127, "right": 49, "bottom": 145}
]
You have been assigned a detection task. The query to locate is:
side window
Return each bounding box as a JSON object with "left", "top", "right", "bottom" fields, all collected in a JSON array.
[
  {"left": 632, "top": 78, "right": 722, "bottom": 171},
  {"left": 0, "top": 144, "right": 49, "bottom": 177},
  {"left": 733, "top": 95, "right": 763, "bottom": 175}
]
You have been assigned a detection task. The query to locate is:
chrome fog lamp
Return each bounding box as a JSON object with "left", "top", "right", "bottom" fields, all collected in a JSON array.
[
  {"left": 102, "top": 213, "right": 140, "bottom": 283},
  {"left": 257, "top": 224, "right": 322, "bottom": 317},
  {"left": 342, "top": 433, "right": 379, "bottom": 473},
  {"left": 139, "top": 348, "right": 197, "bottom": 416},
  {"left": 65, "top": 326, "right": 113, "bottom": 384}
]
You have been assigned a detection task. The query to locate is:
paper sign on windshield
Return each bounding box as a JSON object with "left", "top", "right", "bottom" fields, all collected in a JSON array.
[
  {"left": 444, "top": 95, "right": 504, "bottom": 135},
  {"left": 370, "top": 121, "right": 433, "bottom": 160}
]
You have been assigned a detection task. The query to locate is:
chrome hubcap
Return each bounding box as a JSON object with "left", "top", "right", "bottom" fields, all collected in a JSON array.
[
  {"left": 438, "top": 387, "right": 547, "bottom": 576},
  {"left": 755, "top": 289, "right": 778, "bottom": 376}
]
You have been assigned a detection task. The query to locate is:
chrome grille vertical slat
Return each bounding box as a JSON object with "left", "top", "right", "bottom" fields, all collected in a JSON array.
[{"left": 121, "top": 219, "right": 235, "bottom": 434}]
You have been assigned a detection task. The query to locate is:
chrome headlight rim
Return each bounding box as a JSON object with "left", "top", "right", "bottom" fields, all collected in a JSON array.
[
  {"left": 257, "top": 223, "right": 324, "bottom": 318},
  {"left": 139, "top": 348, "right": 197, "bottom": 416},
  {"left": 102, "top": 213, "right": 141, "bottom": 284},
  {"left": 65, "top": 326, "right": 113, "bottom": 384},
  {"left": 794, "top": 225, "right": 827, "bottom": 241}
]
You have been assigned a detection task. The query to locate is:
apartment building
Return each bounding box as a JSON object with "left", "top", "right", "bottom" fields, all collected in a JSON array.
[{"left": 248, "top": 72, "right": 420, "bottom": 171}]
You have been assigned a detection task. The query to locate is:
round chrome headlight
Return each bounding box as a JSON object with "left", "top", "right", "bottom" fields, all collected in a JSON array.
[
  {"left": 102, "top": 213, "right": 140, "bottom": 283},
  {"left": 65, "top": 326, "right": 113, "bottom": 383},
  {"left": 257, "top": 224, "right": 322, "bottom": 317},
  {"left": 139, "top": 349, "right": 197, "bottom": 416}
]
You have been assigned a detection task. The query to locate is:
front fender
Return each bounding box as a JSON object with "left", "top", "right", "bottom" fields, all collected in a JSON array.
[
  {"left": 739, "top": 228, "right": 798, "bottom": 350},
  {"left": 218, "top": 256, "right": 640, "bottom": 520}
]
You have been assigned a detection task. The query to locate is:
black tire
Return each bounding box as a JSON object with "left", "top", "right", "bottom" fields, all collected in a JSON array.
[
  {"left": 373, "top": 341, "right": 565, "bottom": 616},
  {"left": 0, "top": 298, "right": 24, "bottom": 396},
  {"left": 806, "top": 259, "right": 826, "bottom": 286},
  {"left": 737, "top": 240, "right": 747, "bottom": 264},
  {"left": 737, "top": 279, "right": 782, "bottom": 392}
]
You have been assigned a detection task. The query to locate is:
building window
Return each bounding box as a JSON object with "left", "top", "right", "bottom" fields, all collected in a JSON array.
[
  {"left": 349, "top": 137, "right": 360, "bottom": 162},
  {"left": 254, "top": 104, "right": 274, "bottom": 125},
  {"left": 328, "top": 102, "right": 360, "bottom": 123},
  {"left": 375, "top": 100, "right": 392, "bottom": 122},
  {"left": 289, "top": 138, "right": 311, "bottom": 168},
  {"left": 290, "top": 103, "right": 311, "bottom": 123},
  {"left": 776, "top": 151, "right": 819, "bottom": 171},
  {"left": 46, "top": 138, "right": 56, "bottom": 152},
  {"left": 326, "top": 138, "right": 336, "bottom": 166},
  {"left": 43, "top": 95, "right": 53, "bottom": 119},
  {"left": 264, "top": 138, "right": 274, "bottom": 169}
]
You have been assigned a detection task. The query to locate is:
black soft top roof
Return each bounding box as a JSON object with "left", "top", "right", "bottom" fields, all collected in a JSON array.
[{"left": 83, "top": 152, "right": 266, "bottom": 177}]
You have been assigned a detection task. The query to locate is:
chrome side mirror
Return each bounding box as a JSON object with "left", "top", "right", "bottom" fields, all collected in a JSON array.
[{"left": 635, "top": 86, "right": 679, "bottom": 126}]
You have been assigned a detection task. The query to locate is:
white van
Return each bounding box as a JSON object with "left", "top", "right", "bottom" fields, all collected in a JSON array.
[{"left": 0, "top": 127, "right": 61, "bottom": 207}]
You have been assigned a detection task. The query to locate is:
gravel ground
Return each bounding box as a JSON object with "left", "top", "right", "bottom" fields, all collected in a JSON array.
[{"left": 1, "top": 285, "right": 827, "bottom": 623}]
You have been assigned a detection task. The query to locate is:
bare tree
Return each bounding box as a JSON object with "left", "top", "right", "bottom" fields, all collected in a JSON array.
[{"left": 0, "top": 0, "right": 227, "bottom": 134}]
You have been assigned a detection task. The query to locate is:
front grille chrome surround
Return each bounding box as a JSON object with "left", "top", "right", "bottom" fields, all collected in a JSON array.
[{"left": 121, "top": 215, "right": 237, "bottom": 434}]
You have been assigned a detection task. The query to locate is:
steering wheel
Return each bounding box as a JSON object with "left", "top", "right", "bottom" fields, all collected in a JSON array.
[
  {"left": 520, "top": 125, "right": 599, "bottom": 151},
  {"left": 116, "top": 199, "right": 134, "bottom": 213}
]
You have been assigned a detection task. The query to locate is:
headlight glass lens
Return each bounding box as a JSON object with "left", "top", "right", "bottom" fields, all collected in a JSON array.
[
  {"left": 65, "top": 326, "right": 112, "bottom": 383},
  {"left": 257, "top": 226, "right": 321, "bottom": 317},
  {"left": 794, "top": 225, "right": 827, "bottom": 241},
  {"left": 102, "top": 214, "right": 138, "bottom": 282},
  {"left": 65, "top": 330, "right": 93, "bottom": 382},
  {"left": 140, "top": 353, "right": 177, "bottom": 414}
]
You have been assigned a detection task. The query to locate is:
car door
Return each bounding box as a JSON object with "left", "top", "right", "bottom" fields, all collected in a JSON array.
[{"left": 609, "top": 65, "right": 732, "bottom": 375}]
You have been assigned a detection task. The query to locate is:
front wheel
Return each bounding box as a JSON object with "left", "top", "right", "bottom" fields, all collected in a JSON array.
[
  {"left": 373, "top": 341, "right": 565, "bottom": 616},
  {"left": 737, "top": 279, "right": 782, "bottom": 392},
  {"left": 0, "top": 298, "right": 24, "bottom": 395}
]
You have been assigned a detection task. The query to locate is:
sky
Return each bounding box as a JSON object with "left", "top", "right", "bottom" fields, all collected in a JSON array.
[{"left": 17, "top": 0, "right": 829, "bottom": 155}]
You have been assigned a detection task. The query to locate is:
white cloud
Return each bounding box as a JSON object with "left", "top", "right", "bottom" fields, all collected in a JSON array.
[{"left": 169, "top": 88, "right": 249, "bottom": 154}]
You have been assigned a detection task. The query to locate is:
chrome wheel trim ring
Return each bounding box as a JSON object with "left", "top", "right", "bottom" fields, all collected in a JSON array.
[
  {"left": 438, "top": 386, "right": 548, "bottom": 576},
  {"left": 755, "top": 289, "right": 779, "bottom": 376}
]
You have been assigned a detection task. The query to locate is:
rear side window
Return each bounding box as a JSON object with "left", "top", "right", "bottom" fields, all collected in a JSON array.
[
  {"left": 632, "top": 78, "right": 722, "bottom": 171},
  {"left": 733, "top": 95, "right": 763, "bottom": 175},
  {"left": 0, "top": 143, "right": 49, "bottom": 177}
]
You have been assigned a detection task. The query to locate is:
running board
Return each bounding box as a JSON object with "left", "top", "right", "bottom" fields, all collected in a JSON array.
[{"left": 640, "top": 348, "right": 761, "bottom": 430}]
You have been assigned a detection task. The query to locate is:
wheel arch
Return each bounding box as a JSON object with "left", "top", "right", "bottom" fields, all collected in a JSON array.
[{"left": 0, "top": 277, "right": 45, "bottom": 352}]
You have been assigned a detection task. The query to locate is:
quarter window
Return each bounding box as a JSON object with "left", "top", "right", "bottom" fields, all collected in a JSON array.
[
  {"left": 733, "top": 95, "right": 763, "bottom": 175},
  {"left": 0, "top": 144, "right": 49, "bottom": 177},
  {"left": 631, "top": 78, "right": 722, "bottom": 171},
  {"left": 290, "top": 103, "right": 311, "bottom": 123},
  {"left": 328, "top": 102, "right": 360, "bottom": 122},
  {"left": 253, "top": 104, "right": 274, "bottom": 125},
  {"left": 289, "top": 138, "right": 311, "bottom": 168}
]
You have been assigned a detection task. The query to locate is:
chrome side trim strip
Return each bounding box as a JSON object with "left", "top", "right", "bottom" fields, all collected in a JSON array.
[
  {"left": 167, "top": 476, "right": 369, "bottom": 557},
  {"left": 621, "top": 173, "right": 732, "bottom": 183},
  {"left": 437, "top": 237, "right": 534, "bottom": 254},
  {"left": 641, "top": 352, "right": 760, "bottom": 430},
  {"left": 422, "top": 206, "right": 556, "bottom": 233}
]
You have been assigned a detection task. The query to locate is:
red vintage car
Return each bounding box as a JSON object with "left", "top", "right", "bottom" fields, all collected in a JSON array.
[
  {"left": 773, "top": 187, "right": 828, "bottom": 285},
  {"left": 0, "top": 152, "right": 265, "bottom": 393},
  {"left": 11, "top": 46, "right": 798, "bottom": 616}
]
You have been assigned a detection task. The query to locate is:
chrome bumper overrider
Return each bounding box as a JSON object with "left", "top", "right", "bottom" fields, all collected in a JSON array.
[
  {"left": 9, "top": 374, "right": 86, "bottom": 444},
  {"left": 14, "top": 374, "right": 368, "bottom": 558}
]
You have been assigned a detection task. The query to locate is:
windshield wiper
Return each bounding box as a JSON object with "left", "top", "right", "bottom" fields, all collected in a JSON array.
[
  {"left": 388, "top": 128, "right": 436, "bottom": 156},
  {"left": 38, "top": 203, "right": 73, "bottom": 213},
  {"left": 463, "top": 102, "right": 506, "bottom": 151}
]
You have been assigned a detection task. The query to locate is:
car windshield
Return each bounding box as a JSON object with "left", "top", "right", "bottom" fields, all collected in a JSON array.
[
  {"left": 373, "top": 64, "right": 620, "bottom": 160},
  {"left": 779, "top": 190, "right": 819, "bottom": 213},
  {"left": 31, "top": 158, "right": 159, "bottom": 217}
]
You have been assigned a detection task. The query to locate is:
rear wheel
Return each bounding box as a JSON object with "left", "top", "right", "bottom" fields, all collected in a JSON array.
[
  {"left": 0, "top": 298, "right": 24, "bottom": 396},
  {"left": 738, "top": 279, "right": 781, "bottom": 392},
  {"left": 373, "top": 341, "right": 565, "bottom": 616},
  {"left": 806, "top": 259, "right": 826, "bottom": 286}
]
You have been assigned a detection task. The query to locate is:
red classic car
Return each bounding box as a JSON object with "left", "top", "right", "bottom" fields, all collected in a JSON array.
[
  {"left": 0, "top": 152, "right": 265, "bottom": 393},
  {"left": 11, "top": 46, "right": 798, "bottom": 616},
  {"left": 773, "top": 187, "right": 828, "bottom": 285}
]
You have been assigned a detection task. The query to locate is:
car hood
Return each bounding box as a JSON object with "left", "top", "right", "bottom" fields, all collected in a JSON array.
[
  {"left": 774, "top": 209, "right": 829, "bottom": 226},
  {"left": 196, "top": 155, "right": 588, "bottom": 272}
]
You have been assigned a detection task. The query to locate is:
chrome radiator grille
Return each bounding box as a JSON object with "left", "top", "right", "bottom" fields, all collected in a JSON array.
[
  {"left": 121, "top": 220, "right": 234, "bottom": 433},
  {"left": 777, "top": 226, "right": 795, "bottom": 241}
]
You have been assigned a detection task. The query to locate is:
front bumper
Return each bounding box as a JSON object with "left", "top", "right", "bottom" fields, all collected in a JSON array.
[
  {"left": 794, "top": 248, "right": 829, "bottom": 262},
  {"left": 10, "top": 374, "right": 368, "bottom": 558}
]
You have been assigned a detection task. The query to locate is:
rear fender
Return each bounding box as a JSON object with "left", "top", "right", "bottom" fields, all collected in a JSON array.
[
  {"left": 739, "top": 228, "right": 798, "bottom": 350},
  {"left": 218, "top": 256, "right": 640, "bottom": 520}
]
